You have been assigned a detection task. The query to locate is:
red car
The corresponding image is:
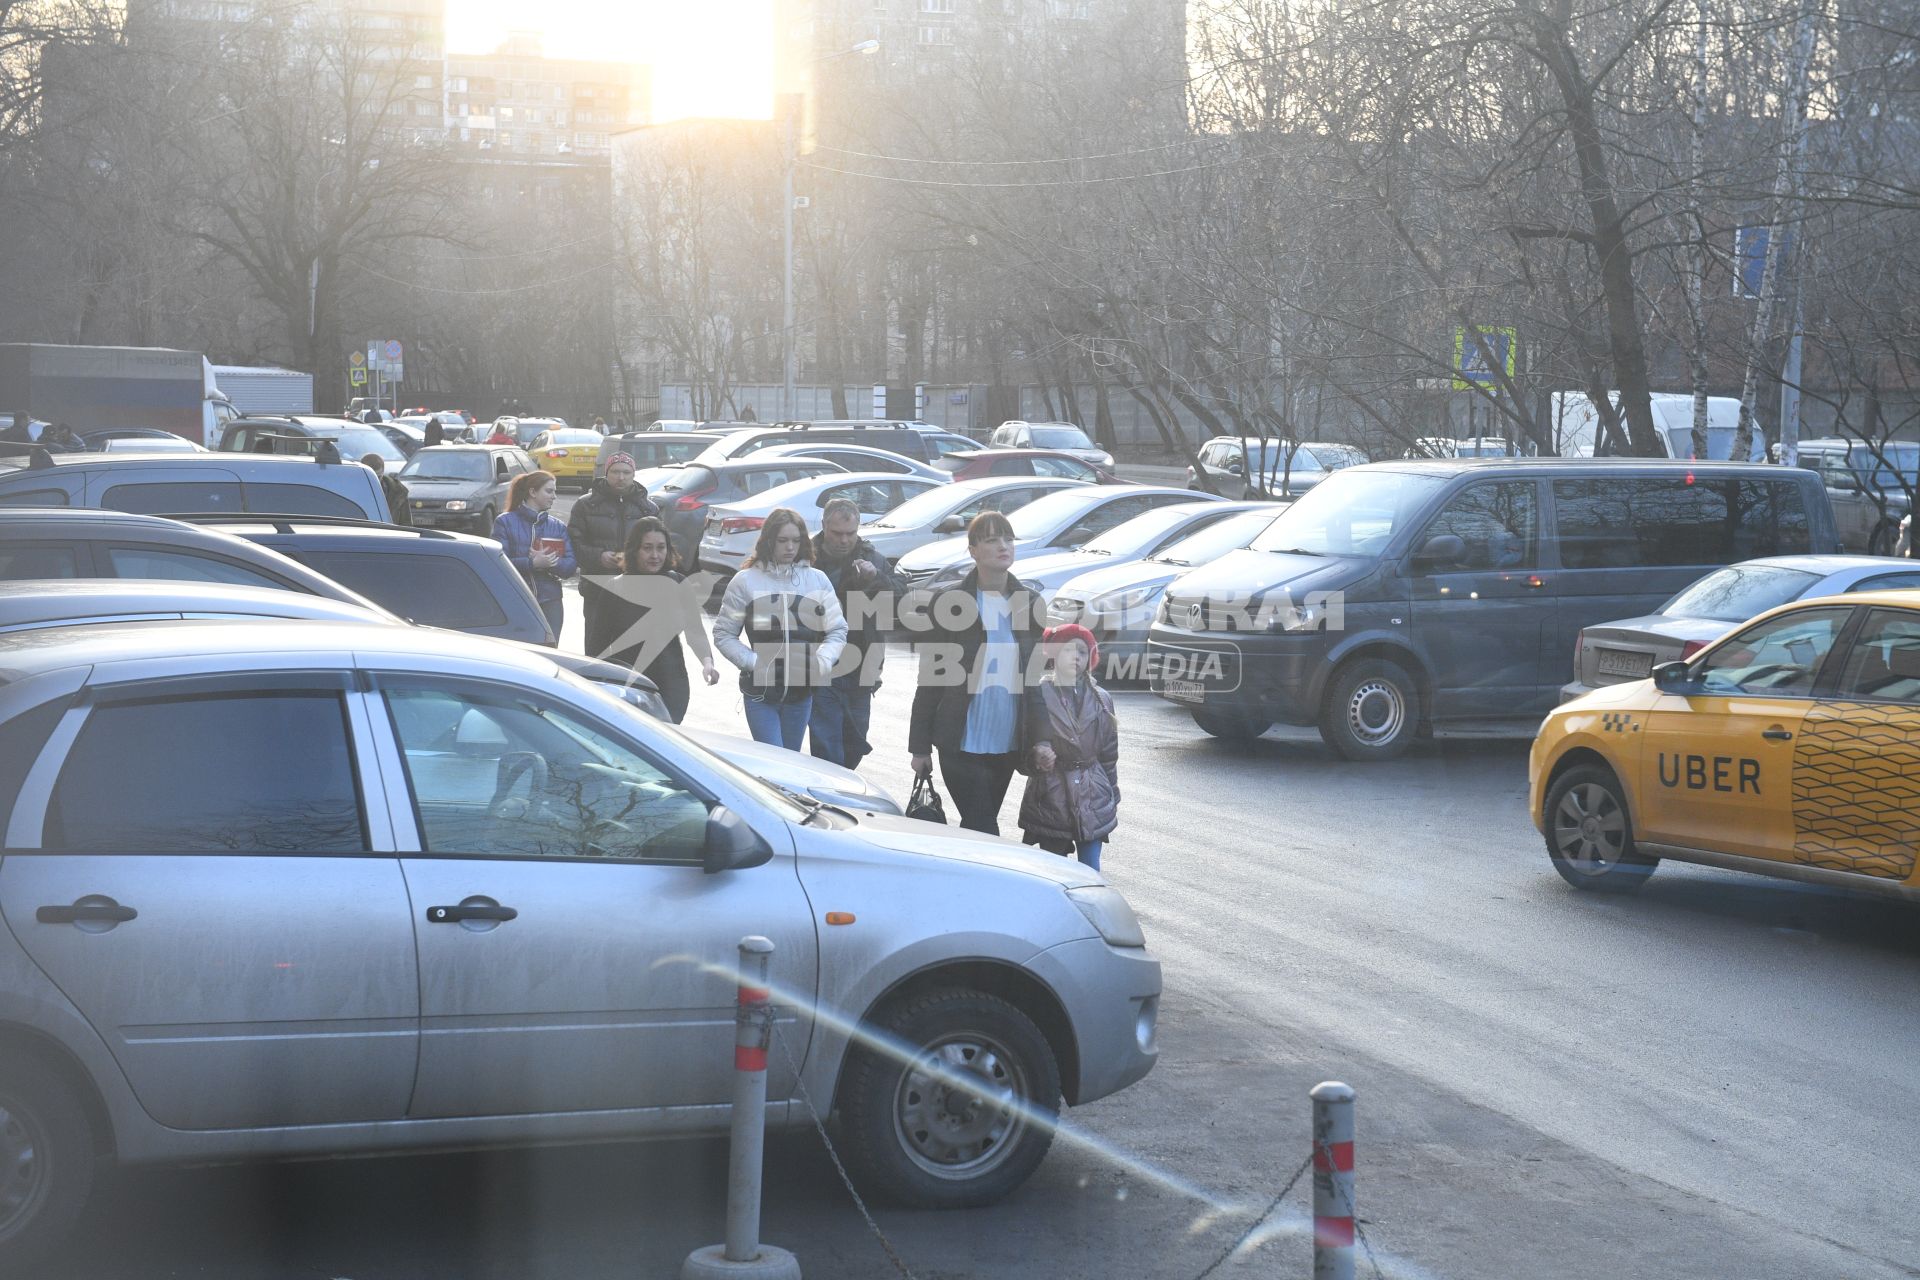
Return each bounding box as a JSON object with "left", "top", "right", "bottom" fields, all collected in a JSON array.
[{"left": 936, "top": 449, "right": 1122, "bottom": 484}]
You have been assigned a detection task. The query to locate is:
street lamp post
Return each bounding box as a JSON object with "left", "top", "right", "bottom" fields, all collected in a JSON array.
[{"left": 781, "top": 39, "right": 878, "bottom": 423}]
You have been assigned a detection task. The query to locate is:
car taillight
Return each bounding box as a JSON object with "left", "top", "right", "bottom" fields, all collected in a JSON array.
[
  {"left": 1679, "top": 639, "right": 1708, "bottom": 661},
  {"left": 719, "top": 516, "right": 765, "bottom": 536},
  {"left": 673, "top": 488, "right": 714, "bottom": 511},
  {"left": 546, "top": 449, "right": 567, "bottom": 459}
]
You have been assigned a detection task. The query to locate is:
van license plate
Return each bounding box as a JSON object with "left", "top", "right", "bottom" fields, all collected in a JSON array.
[
  {"left": 1597, "top": 649, "right": 1652, "bottom": 679},
  {"left": 1162, "top": 679, "right": 1206, "bottom": 704}
]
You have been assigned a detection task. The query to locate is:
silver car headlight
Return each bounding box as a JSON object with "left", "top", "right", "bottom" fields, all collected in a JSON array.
[
  {"left": 1065, "top": 885, "right": 1146, "bottom": 948},
  {"left": 1090, "top": 582, "right": 1165, "bottom": 619},
  {"left": 442, "top": 499, "right": 469, "bottom": 511}
]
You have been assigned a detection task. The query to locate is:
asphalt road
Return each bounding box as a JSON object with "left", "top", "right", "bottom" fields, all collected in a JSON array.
[{"left": 42, "top": 537, "right": 1920, "bottom": 1278}]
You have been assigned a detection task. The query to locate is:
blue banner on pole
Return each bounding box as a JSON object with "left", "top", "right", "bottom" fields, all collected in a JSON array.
[{"left": 1736, "top": 226, "right": 1791, "bottom": 298}]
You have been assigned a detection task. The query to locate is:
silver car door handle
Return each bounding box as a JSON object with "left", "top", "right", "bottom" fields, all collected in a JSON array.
[
  {"left": 37, "top": 901, "right": 138, "bottom": 925},
  {"left": 426, "top": 904, "right": 518, "bottom": 923}
]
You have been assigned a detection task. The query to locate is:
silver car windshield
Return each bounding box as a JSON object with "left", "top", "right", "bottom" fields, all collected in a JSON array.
[
  {"left": 1660, "top": 565, "right": 1822, "bottom": 623},
  {"left": 1032, "top": 426, "right": 1094, "bottom": 450},
  {"left": 869, "top": 483, "right": 974, "bottom": 529},
  {"left": 1249, "top": 470, "right": 1445, "bottom": 557},
  {"left": 1150, "top": 508, "right": 1280, "bottom": 565}
]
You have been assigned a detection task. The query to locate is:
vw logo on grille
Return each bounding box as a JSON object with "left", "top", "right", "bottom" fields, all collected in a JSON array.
[{"left": 1188, "top": 602, "right": 1204, "bottom": 628}]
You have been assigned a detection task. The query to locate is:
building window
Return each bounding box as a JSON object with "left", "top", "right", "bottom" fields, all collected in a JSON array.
[
  {"left": 448, "top": 76, "right": 467, "bottom": 92},
  {"left": 498, "top": 131, "right": 513, "bottom": 146},
  {"left": 527, "top": 107, "right": 543, "bottom": 122},
  {"left": 526, "top": 132, "right": 543, "bottom": 150},
  {"left": 916, "top": 24, "right": 954, "bottom": 43},
  {"left": 415, "top": 101, "right": 435, "bottom": 116},
  {"left": 414, "top": 73, "right": 433, "bottom": 89}
]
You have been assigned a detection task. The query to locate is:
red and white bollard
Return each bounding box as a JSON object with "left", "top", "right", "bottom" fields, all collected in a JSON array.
[
  {"left": 681, "top": 936, "right": 801, "bottom": 1280},
  {"left": 1311, "top": 1081, "right": 1356, "bottom": 1280}
]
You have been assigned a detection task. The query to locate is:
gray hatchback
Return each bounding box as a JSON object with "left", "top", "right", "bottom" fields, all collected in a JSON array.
[
  {"left": 0, "top": 621, "right": 1159, "bottom": 1266},
  {"left": 396, "top": 444, "right": 536, "bottom": 533}
]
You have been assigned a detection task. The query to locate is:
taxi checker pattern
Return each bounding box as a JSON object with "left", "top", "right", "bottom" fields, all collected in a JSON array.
[
  {"left": 1791, "top": 700, "right": 1920, "bottom": 881},
  {"left": 1600, "top": 712, "right": 1641, "bottom": 733}
]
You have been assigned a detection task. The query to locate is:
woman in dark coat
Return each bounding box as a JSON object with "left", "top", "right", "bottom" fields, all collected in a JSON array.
[
  {"left": 1018, "top": 624, "right": 1119, "bottom": 869},
  {"left": 907, "top": 510, "right": 1047, "bottom": 835},
  {"left": 602, "top": 517, "right": 718, "bottom": 722}
]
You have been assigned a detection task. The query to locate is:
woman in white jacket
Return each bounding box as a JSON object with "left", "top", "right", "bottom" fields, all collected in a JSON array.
[{"left": 711, "top": 507, "right": 849, "bottom": 748}]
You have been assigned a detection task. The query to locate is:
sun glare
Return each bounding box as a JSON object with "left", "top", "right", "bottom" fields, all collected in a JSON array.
[{"left": 444, "top": 0, "right": 775, "bottom": 123}]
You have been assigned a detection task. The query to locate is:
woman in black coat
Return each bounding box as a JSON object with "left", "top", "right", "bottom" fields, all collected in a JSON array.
[
  {"left": 907, "top": 510, "right": 1047, "bottom": 834},
  {"left": 601, "top": 517, "right": 718, "bottom": 722}
]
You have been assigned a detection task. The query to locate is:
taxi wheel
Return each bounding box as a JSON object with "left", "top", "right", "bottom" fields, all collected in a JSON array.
[
  {"left": 1544, "top": 765, "right": 1658, "bottom": 892},
  {"left": 837, "top": 988, "right": 1060, "bottom": 1209},
  {"left": 0, "top": 1054, "right": 97, "bottom": 1270},
  {"left": 1319, "top": 659, "right": 1419, "bottom": 761}
]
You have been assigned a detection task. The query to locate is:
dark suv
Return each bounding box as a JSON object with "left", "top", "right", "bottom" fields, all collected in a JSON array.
[
  {"left": 652, "top": 458, "right": 846, "bottom": 555},
  {"left": 183, "top": 514, "right": 551, "bottom": 644}
]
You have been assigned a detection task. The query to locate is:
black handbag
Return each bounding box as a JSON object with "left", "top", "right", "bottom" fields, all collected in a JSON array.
[{"left": 906, "top": 774, "right": 948, "bottom": 824}]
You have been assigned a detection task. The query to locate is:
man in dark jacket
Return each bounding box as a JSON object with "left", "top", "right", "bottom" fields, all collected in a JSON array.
[
  {"left": 569, "top": 451, "right": 659, "bottom": 658},
  {"left": 808, "top": 497, "right": 900, "bottom": 769},
  {"left": 908, "top": 510, "right": 1046, "bottom": 834},
  {"left": 360, "top": 454, "right": 412, "bottom": 526}
]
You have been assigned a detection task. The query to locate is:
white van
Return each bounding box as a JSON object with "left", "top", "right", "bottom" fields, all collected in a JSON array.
[{"left": 1552, "top": 392, "right": 1765, "bottom": 461}]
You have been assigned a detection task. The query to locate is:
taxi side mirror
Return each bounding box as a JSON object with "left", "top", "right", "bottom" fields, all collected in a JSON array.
[{"left": 1652, "top": 661, "right": 1704, "bottom": 695}]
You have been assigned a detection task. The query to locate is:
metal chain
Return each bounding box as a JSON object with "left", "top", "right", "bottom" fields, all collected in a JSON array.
[
  {"left": 772, "top": 1027, "right": 920, "bottom": 1280},
  {"left": 1190, "top": 1150, "right": 1314, "bottom": 1280}
]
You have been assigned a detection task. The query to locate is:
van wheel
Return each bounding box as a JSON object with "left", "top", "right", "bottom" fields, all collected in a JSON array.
[
  {"left": 1869, "top": 521, "right": 1897, "bottom": 557},
  {"left": 0, "top": 1055, "right": 97, "bottom": 1270},
  {"left": 837, "top": 988, "right": 1059, "bottom": 1209},
  {"left": 480, "top": 504, "right": 496, "bottom": 527},
  {"left": 1318, "top": 658, "right": 1419, "bottom": 761},
  {"left": 1544, "top": 764, "right": 1658, "bottom": 892},
  {"left": 1191, "top": 707, "right": 1269, "bottom": 742}
]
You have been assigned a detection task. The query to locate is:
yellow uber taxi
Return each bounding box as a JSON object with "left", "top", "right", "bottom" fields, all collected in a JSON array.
[
  {"left": 1531, "top": 590, "right": 1920, "bottom": 900},
  {"left": 528, "top": 427, "right": 603, "bottom": 490}
]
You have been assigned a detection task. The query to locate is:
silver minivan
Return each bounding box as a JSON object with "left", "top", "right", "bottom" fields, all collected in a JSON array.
[{"left": 0, "top": 621, "right": 1159, "bottom": 1265}]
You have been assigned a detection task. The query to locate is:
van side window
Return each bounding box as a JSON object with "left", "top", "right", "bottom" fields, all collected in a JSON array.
[
  {"left": 1419, "top": 482, "right": 1537, "bottom": 571},
  {"left": 245, "top": 484, "right": 366, "bottom": 519},
  {"left": 1555, "top": 477, "right": 1810, "bottom": 568},
  {"left": 100, "top": 481, "right": 244, "bottom": 514}
]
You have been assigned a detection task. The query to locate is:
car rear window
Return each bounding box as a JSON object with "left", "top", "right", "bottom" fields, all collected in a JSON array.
[
  {"left": 0, "top": 488, "right": 70, "bottom": 507},
  {"left": 290, "top": 550, "right": 509, "bottom": 630},
  {"left": 245, "top": 483, "right": 370, "bottom": 518},
  {"left": 101, "top": 481, "right": 244, "bottom": 514},
  {"left": 1661, "top": 565, "right": 1824, "bottom": 622},
  {"left": 0, "top": 544, "right": 81, "bottom": 578}
]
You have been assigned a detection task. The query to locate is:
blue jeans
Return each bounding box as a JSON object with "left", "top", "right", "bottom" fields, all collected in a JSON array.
[
  {"left": 744, "top": 693, "right": 813, "bottom": 750},
  {"left": 538, "top": 597, "right": 564, "bottom": 647},
  {"left": 1076, "top": 840, "right": 1103, "bottom": 871},
  {"left": 808, "top": 680, "right": 874, "bottom": 768}
]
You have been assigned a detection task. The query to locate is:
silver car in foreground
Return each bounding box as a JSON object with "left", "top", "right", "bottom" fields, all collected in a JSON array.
[
  {"left": 1562, "top": 554, "right": 1920, "bottom": 700},
  {"left": 0, "top": 621, "right": 1159, "bottom": 1265}
]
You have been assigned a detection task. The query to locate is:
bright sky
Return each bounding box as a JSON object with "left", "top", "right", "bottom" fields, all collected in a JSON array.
[{"left": 444, "top": 0, "right": 776, "bottom": 122}]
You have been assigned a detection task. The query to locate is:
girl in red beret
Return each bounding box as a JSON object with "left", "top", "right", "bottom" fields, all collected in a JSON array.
[{"left": 1018, "top": 623, "right": 1120, "bottom": 870}]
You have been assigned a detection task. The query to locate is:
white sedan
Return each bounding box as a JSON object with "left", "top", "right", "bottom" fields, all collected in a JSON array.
[
  {"left": 751, "top": 441, "right": 950, "bottom": 484},
  {"left": 893, "top": 485, "right": 1218, "bottom": 591},
  {"left": 697, "top": 471, "right": 944, "bottom": 572},
  {"left": 859, "top": 475, "right": 1089, "bottom": 562},
  {"left": 1011, "top": 500, "right": 1271, "bottom": 597}
]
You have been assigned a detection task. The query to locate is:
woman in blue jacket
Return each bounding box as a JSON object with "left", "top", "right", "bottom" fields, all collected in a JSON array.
[{"left": 494, "top": 470, "right": 577, "bottom": 644}]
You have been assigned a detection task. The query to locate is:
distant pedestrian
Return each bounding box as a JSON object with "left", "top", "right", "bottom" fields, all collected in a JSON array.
[
  {"left": 493, "top": 470, "right": 576, "bottom": 644},
  {"left": 908, "top": 510, "right": 1045, "bottom": 834},
  {"left": 738, "top": 404, "right": 757, "bottom": 422},
  {"left": 1018, "top": 624, "right": 1119, "bottom": 870},
  {"left": 487, "top": 418, "right": 516, "bottom": 445},
  {"left": 808, "top": 496, "right": 898, "bottom": 769},
  {"left": 712, "top": 508, "right": 847, "bottom": 749},
  {"left": 591, "top": 415, "right": 608, "bottom": 435},
  {"left": 424, "top": 418, "right": 445, "bottom": 447},
  {"left": 360, "top": 453, "right": 412, "bottom": 526},
  {"left": 1, "top": 412, "right": 29, "bottom": 443},
  {"left": 569, "top": 451, "right": 660, "bottom": 659},
  {"left": 602, "top": 517, "right": 720, "bottom": 722}
]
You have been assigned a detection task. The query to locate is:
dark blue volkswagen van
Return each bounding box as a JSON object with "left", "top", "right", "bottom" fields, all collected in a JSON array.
[{"left": 1146, "top": 459, "right": 1837, "bottom": 759}]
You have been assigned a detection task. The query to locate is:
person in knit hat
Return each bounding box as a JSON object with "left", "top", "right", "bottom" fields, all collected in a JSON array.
[
  {"left": 569, "top": 450, "right": 660, "bottom": 658},
  {"left": 1017, "top": 622, "right": 1120, "bottom": 870}
]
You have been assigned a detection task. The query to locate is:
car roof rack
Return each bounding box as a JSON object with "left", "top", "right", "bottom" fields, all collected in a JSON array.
[{"left": 173, "top": 513, "right": 463, "bottom": 539}]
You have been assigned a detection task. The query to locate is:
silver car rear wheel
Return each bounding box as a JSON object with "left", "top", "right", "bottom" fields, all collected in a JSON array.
[{"left": 0, "top": 1056, "right": 95, "bottom": 1268}]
